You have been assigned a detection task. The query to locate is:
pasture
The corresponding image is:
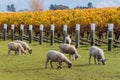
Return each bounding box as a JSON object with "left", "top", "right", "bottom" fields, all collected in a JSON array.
[{"left": 0, "top": 40, "right": 120, "bottom": 80}]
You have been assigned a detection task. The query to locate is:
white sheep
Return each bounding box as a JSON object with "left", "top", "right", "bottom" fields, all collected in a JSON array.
[
  {"left": 8, "top": 42, "right": 26, "bottom": 55},
  {"left": 45, "top": 50, "right": 72, "bottom": 69},
  {"left": 65, "top": 34, "right": 71, "bottom": 45},
  {"left": 14, "top": 40, "right": 32, "bottom": 54},
  {"left": 59, "top": 43, "right": 80, "bottom": 60},
  {"left": 89, "top": 46, "right": 107, "bottom": 65}
]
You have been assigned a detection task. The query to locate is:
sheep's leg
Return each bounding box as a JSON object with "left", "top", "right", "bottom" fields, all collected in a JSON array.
[
  {"left": 16, "top": 51, "right": 19, "bottom": 55},
  {"left": 94, "top": 57, "right": 97, "bottom": 64},
  {"left": 70, "top": 54, "right": 74, "bottom": 60},
  {"left": 45, "top": 59, "right": 49, "bottom": 69},
  {"left": 72, "top": 54, "right": 75, "bottom": 61},
  {"left": 97, "top": 59, "right": 101, "bottom": 65},
  {"left": 89, "top": 55, "right": 91, "bottom": 64},
  {"left": 57, "top": 60, "right": 62, "bottom": 69},
  {"left": 18, "top": 48, "right": 21, "bottom": 55},
  {"left": 50, "top": 60, "right": 53, "bottom": 68},
  {"left": 8, "top": 49, "right": 11, "bottom": 55},
  {"left": 69, "top": 54, "right": 72, "bottom": 60},
  {"left": 15, "top": 51, "right": 18, "bottom": 55}
]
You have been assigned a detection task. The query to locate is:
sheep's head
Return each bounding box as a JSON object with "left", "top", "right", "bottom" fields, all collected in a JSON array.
[
  {"left": 75, "top": 55, "right": 79, "bottom": 60},
  {"left": 29, "top": 49, "right": 32, "bottom": 54},
  {"left": 68, "top": 62, "right": 72, "bottom": 68},
  {"left": 101, "top": 59, "right": 107, "bottom": 65},
  {"left": 74, "top": 53, "right": 80, "bottom": 60}
]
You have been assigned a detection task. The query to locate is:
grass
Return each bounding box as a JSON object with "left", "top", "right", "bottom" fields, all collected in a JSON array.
[{"left": 0, "top": 40, "right": 120, "bottom": 80}]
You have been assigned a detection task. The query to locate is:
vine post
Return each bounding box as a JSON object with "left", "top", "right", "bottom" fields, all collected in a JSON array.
[
  {"left": 20, "top": 24, "right": 24, "bottom": 41},
  {"left": 29, "top": 25, "right": 33, "bottom": 44},
  {"left": 3, "top": 24, "right": 7, "bottom": 41},
  {"left": 39, "top": 24, "right": 44, "bottom": 45},
  {"left": 108, "top": 24, "right": 113, "bottom": 51},
  {"left": 11, "top": 24, "right": 14, "bottom": 41},
  {"left": 90, "top": 23, "right": 95, "bottom": 46},
  {"left": 75, "top": 24, "right": 80, "bottom": 48},
  {"left": 63, "top": 24, "right": 67, "bottom": 43},
  {"left": 50, "top": 24, "right": 55, "bottom": 46}
]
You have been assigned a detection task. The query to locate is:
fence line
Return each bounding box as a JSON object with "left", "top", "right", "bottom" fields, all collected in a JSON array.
[{"left": 1, "top": 23, "right": 120, "bottom": 51}]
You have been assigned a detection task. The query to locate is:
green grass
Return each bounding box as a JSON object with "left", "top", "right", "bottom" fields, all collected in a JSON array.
[{"left": 0, "top": 40, "right": 120, "bottom": 80}]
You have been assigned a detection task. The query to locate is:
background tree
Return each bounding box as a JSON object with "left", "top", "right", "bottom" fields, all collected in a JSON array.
[
  {"left": 49, "top": 4, "right": 69, "bottom": 10},
  {"left": 7, "top": 4, "right": 15, "bottom": 12},
  {"left": 88, "top": 2, "right": 93, "bottom": 8},
  {"left": 49, "top": 4, "right": 57, "bottom": 10}
]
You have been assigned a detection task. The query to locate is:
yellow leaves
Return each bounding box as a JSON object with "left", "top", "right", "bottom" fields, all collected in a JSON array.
[{"left": 0, "top": 8, "right": 119, "bottom": 28}]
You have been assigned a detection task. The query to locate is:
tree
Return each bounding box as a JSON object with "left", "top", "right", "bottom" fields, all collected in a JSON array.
[
  {"left": 7, "top": 4, "right": 15, "bottom": 12},
  {"left": 49, "top": 4, "right": 69, "bottom": 10},
  {"left": 49, "top": 4, "right": 57, "bottom": 10},
  {"left": 88, "top": 2, "right": 93, "bottom": 8},
  {"left": 56, "top": 5, "right": 69, "bottom": 10},
  {"left": 7, "top": 5, "right": 10, "bottom": 11},
  {"left": 30, "top": 0, "right": 43, "bottom": 11}
]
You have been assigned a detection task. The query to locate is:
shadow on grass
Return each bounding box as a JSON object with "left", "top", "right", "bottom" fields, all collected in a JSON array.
[
  {"left": 73, "top": 63, "right": 95, "bottom": 67},
  {"left": 18, "top": 67, "right": 66, "bottom": 71},
  {"left": 19, "top": 67, "right": 46, "bottom": 71}
]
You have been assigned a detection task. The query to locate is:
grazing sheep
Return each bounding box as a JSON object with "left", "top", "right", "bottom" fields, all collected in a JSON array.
[
  {"left": 59, "top": 43, "right": 80, "bottom": 60},
  {"left": 8, "top": 42, "right": 26, "bottom": 55},
  {"left": 65, "top": 34, "right": 71, "bottom": 45},
  {"left": 89, "top": 46, "right": 107, "bottom": 65},
  {"left": 14, "top": 40, "right": 32, "bottom": 54},
  {"left": 45, "top": 50, "right": 72, "bottom": 69}
]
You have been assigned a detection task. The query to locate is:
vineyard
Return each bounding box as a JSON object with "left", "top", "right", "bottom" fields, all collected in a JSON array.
[
  {"left": 0, "top": 7, "right": 120, "bottom": 80},
  {"left": 0, "top": 8, "right": 120, "bottom": 40}
]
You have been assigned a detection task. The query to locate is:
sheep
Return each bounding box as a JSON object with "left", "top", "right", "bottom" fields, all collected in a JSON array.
[
  {"left": 89, "top": 46, "right": 107, "bottom": 65},
  {"left": 65, "top": 34, "right": 71, "bottom": 45},
  {"left": 8, "top": 42, "right": 26, "bottom": 55},
  {"left": 14, "top": 40, "right": 32, "bottom": 54},
  {"left": 45, "top": 50, "right": 72, "bottom": 69},
  {"left": 59, "top": 43, "right": 80, "bottom": 60}
]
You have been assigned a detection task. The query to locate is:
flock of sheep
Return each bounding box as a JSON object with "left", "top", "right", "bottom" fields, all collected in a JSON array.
[
  {"left": 7, "top": 34, "right": 107, "bottom": 69},
  {"left": 8, "top": 40, "right": 32, "bottom": 55},
  {"left": 45, "top": 35, "right": 107, "bottom": 69}
]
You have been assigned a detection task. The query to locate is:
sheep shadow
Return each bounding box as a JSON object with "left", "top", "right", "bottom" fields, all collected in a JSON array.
[{"left": 73, "top": 64, "right": 92, "bottom": 67}]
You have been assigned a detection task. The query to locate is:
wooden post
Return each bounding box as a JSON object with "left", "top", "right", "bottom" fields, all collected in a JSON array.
[
  {"left": 108, "top": 24, "right": 113, "bottom": 51},
  {"left": 3, "top": 24, "right": 7, "bottom": 41},
  {"left": 39, "top": 24, "right": 44, "bottom": 45},
  {"left": 11, "top": 24, "right": 14, "bottom": 41},
  {"left": 63, "top": 25, "right": 67, "bottom": 43},
  {"left": 29, "top": 25, "right": 33, "bottom": 44},
  {"left": 20, "top": 24, "right": 24, "bottom": 41},
  {"left": 50, "top": 24, "right": 55, "bottom": 46},
  {"left": 75, "top": 24, "right": 80, "bottom": 48},
  {"left": 90, "top": 23, "right": 95, "bottom": 46}
]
